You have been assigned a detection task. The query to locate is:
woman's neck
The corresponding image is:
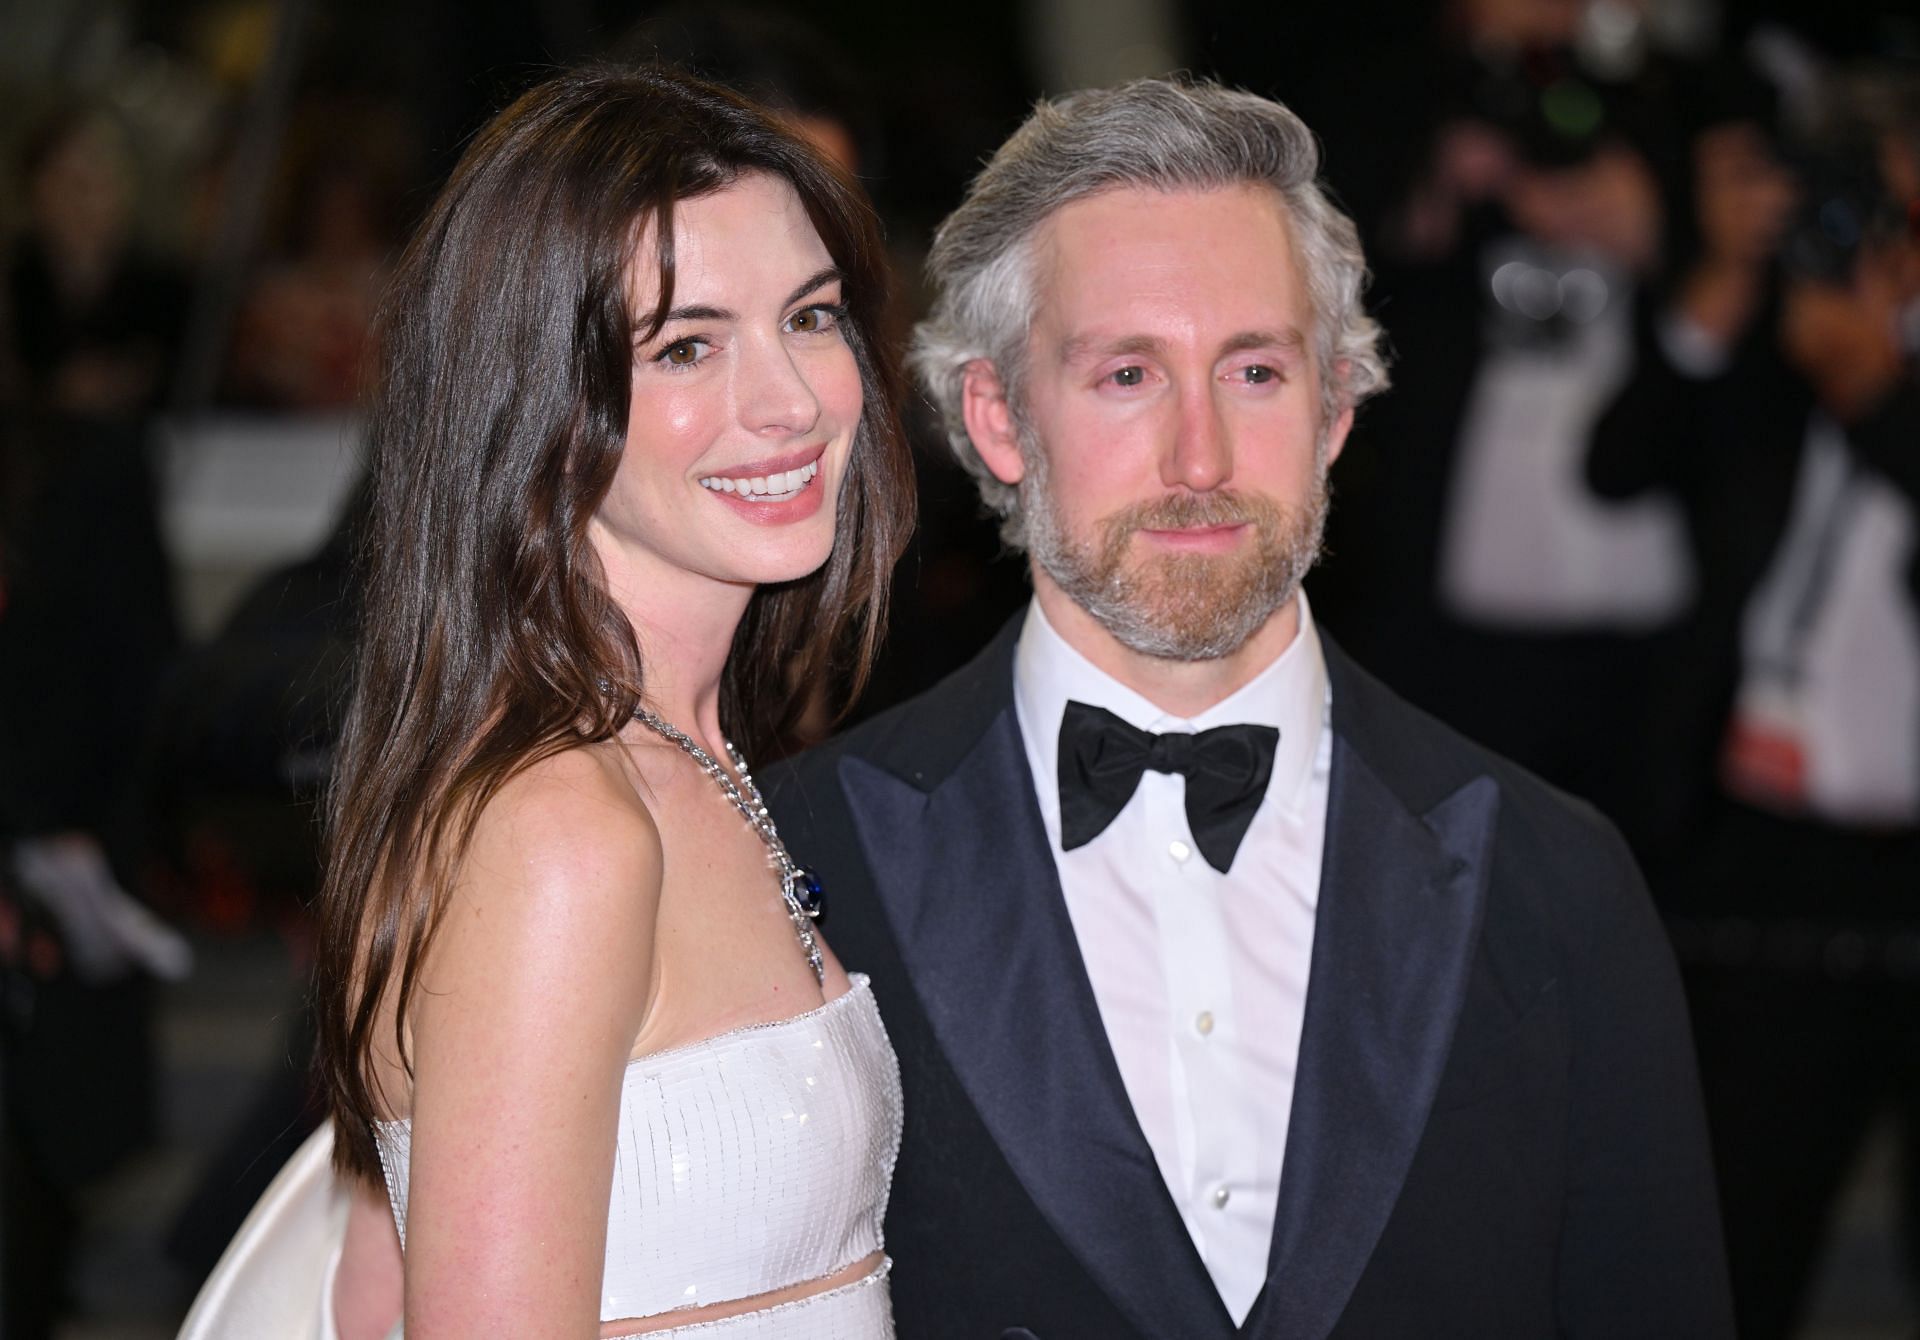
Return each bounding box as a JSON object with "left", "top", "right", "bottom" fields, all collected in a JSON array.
[
  {"left": 618, "top": 583, "right": 752, "bottom": 758},
  {"left": 633, "top": 627, "right": 731, "bottom": 752},
  {"left": 588, "top": 512, "right": 764, "bottom": 756}
]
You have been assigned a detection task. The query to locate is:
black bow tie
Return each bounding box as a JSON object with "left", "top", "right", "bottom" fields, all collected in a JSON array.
[{"left": 1057, "top": 701, "right": 1279, "bottom": 874}]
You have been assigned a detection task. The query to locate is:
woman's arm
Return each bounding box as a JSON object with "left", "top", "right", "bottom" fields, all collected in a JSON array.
[
  {"left": 400, "top": 746, "right": 661, "bottom": 1337},
  {"left": 333, "top": 1176, "right": 404, "bottom": 1340}
]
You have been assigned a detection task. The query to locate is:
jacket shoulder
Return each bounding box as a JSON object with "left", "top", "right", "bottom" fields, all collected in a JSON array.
[
  {"left": 1327, "top": 639, "right": 1649, "bottom": 941},
  {"left": 776, "top": 616, "right": 1022, "bottom": 803}
]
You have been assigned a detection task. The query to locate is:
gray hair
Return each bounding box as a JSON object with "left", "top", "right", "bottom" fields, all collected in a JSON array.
[{"left": 910, "top": 77, "right": 1390, "bottom": 547}]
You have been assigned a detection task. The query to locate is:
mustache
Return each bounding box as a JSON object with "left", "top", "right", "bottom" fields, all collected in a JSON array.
[{"left": 1104, "top": 490, "right": 1285, "bottom": 535}]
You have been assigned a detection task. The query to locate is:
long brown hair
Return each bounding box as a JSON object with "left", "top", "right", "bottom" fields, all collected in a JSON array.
[{"left": 316, "top": 65, "right": 914, "bottom": 1181}]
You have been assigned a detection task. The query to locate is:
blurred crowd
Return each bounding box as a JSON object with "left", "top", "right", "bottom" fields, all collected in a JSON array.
[
  {"left": 1, "top": 0, "right": 1917, "bottom": 1336},
  {"left": 1248, "top": 7, "right": 1920, "bottom": 1335}
]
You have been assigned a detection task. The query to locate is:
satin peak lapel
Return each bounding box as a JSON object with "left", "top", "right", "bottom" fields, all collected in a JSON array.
[
  {"left": 838, "top": 711, "right": 1235, "bottom": 1340},
  {"left": 1249, "top": 745, "right": 1499, "bottom": 1340}
]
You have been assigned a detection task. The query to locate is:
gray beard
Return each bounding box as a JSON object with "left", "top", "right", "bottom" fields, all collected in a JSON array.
[{"left": 1019, "top": 432, "right": 1330, "bottom": 662}]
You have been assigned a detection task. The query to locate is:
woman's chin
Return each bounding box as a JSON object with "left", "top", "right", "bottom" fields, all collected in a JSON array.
[{"left": 725, "top": 535, "right": 839, "bottom": 589}]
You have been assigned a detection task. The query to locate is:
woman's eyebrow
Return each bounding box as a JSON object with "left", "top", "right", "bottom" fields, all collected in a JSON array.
[
  {"left": 655, "top": 267, "right": 843, "bottom": 326},
  {"left": 782, "top": 266, "right": 843, "bottom": 308},
  {"left": 660, "top": 303, "right": 731, "bottom": 323}
]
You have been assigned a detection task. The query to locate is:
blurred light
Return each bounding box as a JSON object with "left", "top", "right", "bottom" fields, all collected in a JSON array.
[
  {"left": 1492, "top": 259, "right": 1612, "bottom": 325},
  {"left": 1558, "top": 268, "right": 1609, "bottom": 323},
  {"left": 1513, "top": 266, "right": 1562, "bottom": 320},
  {"left": 1490, "top": 260, "right": 1528, "bottom": 311},
  {"left": 1577, "top": 0, "right": 1647, "bottom": 80}
]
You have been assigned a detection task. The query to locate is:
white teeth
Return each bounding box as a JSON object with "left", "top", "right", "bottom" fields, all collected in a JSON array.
[{"left": 697, "top": 460, "right": 822, "bottom": 498}]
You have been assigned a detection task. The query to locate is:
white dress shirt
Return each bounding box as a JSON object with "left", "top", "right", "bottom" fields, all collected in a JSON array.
[{"left": 1012, "top": 594, "right": 1332, "bottom": 1323}]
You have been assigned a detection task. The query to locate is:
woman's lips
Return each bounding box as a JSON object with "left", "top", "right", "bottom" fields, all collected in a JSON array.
[{"left": 696, "top": 454, "right": 830, "bottom": 525}]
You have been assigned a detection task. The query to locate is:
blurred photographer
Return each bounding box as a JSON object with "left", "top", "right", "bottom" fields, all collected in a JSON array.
[
  {"left": 1309, "top": 0, "right": 1698, "bottom": 849},
  {"left": 1589, "top": 70, "right": 1920, "bottom": 1339}
]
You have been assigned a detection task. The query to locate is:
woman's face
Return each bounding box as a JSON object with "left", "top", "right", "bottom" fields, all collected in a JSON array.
[{"left": 590, "top": 171, "right": 862, "bottom": 611}]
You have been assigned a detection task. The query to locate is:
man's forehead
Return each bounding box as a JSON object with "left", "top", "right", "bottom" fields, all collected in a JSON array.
[
  {"left": 1027, "top": 183, "right": 1312, "bottom": 344},
  {"left": 1036, "top": 182, "right": 1295, "bottom": 254}
]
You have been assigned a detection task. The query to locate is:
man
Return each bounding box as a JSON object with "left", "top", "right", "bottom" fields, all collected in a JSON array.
[{"left": 767, "top": 78, "right": 1733, "bottom": 1339}]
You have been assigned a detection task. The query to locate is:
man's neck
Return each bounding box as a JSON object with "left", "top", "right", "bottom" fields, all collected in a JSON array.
[{"left": 1030, "top": 572, "right": 1303, "bottom": 720}]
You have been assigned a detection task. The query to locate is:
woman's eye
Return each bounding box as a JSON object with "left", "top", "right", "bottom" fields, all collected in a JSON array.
[
  {"left": 656, "top": 339, "right": 705, "bottom": 368},
  {"left": 787, "top": 303, "right": 844, "bottom": 334}
]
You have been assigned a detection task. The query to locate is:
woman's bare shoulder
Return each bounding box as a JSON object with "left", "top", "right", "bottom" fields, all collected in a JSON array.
[
  {"left": 415, "top": 741, "right": 661, "bottom": 1043},
  {"left": 398, "top": 742, "right": 660, "bottom": 1333},
  {"left": 463, "top": 741, "right": 662, "bottom": 892}
]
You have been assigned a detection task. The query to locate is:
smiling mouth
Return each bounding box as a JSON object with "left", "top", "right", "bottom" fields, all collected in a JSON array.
[{"left": 697, "top": 459, "right": 821, "bottom": 502}]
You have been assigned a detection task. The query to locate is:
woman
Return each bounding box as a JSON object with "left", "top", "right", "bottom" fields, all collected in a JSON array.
[{"left": 315, "top": 66, "right": 914, "bottom": 1336}]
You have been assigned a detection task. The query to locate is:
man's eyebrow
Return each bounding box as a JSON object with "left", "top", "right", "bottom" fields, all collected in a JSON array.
[
  {"left": 1059, "top": 332, "right": 1166, "bottom": 364},
  {"left": 1057, "top": 327, "right": 1309, "bottom": 364},
  {"left": 1221, "top": 327, "right": 1308, "bottom": 356}
]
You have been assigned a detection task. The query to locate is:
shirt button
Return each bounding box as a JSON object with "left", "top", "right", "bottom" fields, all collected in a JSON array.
[
  {"left": 1211, "top": 1185, "right": 1232, "bottom": 1210},
  {"left": 1168, "top": 839, "right": 1192, "bottom": 863},
  {"left": 1195, "top": 1011, "right": 1215, "bottom": 1036}
]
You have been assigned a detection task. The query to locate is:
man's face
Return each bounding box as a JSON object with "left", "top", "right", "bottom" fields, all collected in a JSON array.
[{"left": 989, "top": 184, "right": 1352, "bottom": 661}]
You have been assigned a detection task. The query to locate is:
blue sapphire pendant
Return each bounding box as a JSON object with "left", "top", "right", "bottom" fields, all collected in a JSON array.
[{"left": 787, "top": 866, "right": 826, "bottom": 921}]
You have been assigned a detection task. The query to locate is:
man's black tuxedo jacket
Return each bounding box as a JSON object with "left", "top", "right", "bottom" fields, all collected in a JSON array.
[{"left": 765, "top": 619, "right": 1733, "bottom": 1339}]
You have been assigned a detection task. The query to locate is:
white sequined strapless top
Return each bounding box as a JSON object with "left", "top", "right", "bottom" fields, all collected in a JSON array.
[{"left": 372, "top": 974, "right": 903, "bottom": 1336}]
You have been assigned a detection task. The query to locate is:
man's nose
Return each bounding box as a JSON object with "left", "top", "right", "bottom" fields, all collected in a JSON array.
[
  {"left": 738, "top": 336, "right": 822, "bottom": 437},
  {"left": 1161, "top": 384, "right": 1232, "bottom": 492}
]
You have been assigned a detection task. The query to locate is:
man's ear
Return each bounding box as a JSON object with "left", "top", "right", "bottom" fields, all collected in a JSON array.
[
  {"left": 1324, "top": 401, "right": 1356, "bottom": 468},
  {"left": 961, "top": 360, "right": 1026, "bottom": 486},
  {"left": 1323, "top": 361, "right": 1356, "bottom": 467}
]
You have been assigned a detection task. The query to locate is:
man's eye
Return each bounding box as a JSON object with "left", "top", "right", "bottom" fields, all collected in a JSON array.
[
  {"left": 1111, "top": 366, "right": 1145, "bottom": 387},
  {"left": 1240, "top": 365, "right": 1276, "bottom": 384}
]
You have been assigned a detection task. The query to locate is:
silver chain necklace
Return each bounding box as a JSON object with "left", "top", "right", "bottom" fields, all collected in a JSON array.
[{"left": 631, "top": 708, "right": 825, "bottom": 985}]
